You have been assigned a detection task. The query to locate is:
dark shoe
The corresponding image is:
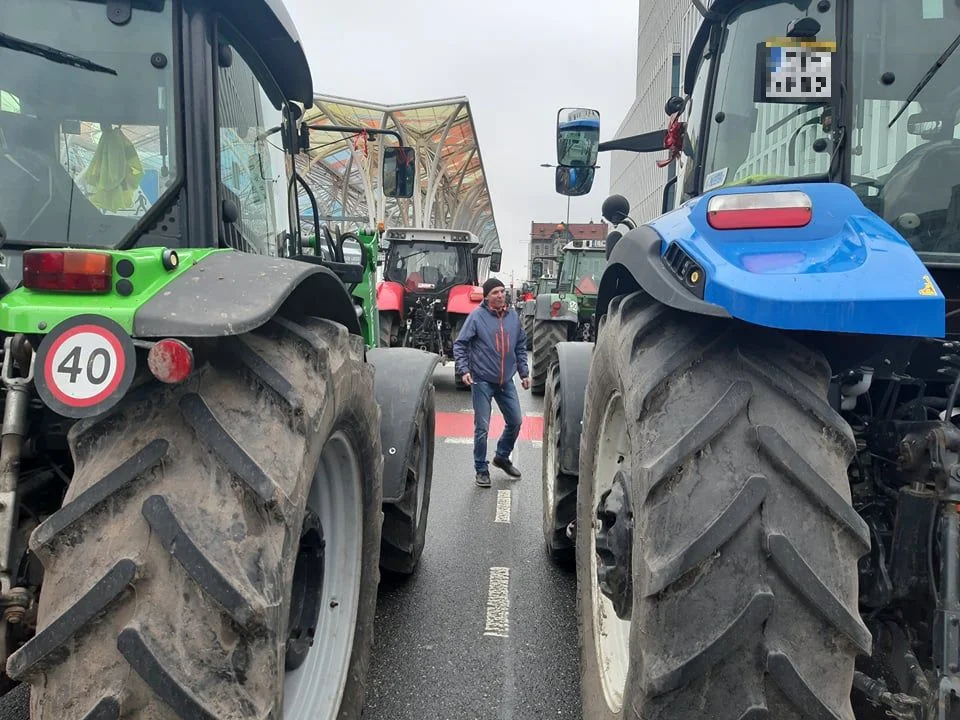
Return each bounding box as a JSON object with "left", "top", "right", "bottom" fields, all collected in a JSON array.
[
  {"left": 492, "top": 455, "right": 521, "bottom": 478},
  {"left": 475, "top": 471, "right": 491, "bottom": 488}
]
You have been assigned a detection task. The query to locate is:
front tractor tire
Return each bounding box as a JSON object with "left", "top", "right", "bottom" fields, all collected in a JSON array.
[
  {"left": 531, "top": 320, "right": 568, "bottom": 396},
  {"left": 542, "top": 361, "right": 576, "bottom": 565},
  {"left": 379, "top": 382, "right": 436, "bottom": 576},
  {"left": 9, "top": 317, "right": 383, "bottom": 720},
  {"left": 577, "top": 292, "right": 870, "bottom": 720}
]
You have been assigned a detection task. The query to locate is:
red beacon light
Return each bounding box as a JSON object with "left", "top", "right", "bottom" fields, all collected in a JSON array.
[
  {"left": 23, "top": 250, "right": 113, "bottom": 293},
  {"left": 706, "top": 191, "right": 812, "bottom": 230},
  {"left": 147, "top": 339, "right": 194, "bottom": 384}
]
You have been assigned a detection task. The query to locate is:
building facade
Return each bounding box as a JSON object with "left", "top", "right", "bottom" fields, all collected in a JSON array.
[
  {"left": 528, "top": 221, "right": 609, "bottom": 278},
  {"left": 610, "top": 1, "right": 704, "bottom": 224}
]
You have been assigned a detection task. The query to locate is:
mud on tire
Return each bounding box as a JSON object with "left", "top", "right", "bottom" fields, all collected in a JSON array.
[
  {"left": 8, "top": 316, "right": 383, "bottom": 720},
  {"left": 379, "top": 383, "right": 435, "bottom": 576},
  {"left": 577, "top": 292, "right": 870, "bottom": 720},
  {"left": 531, "top": 320, "right": 567, "bottom": 396}
]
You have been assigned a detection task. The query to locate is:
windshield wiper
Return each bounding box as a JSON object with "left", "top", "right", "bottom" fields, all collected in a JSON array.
[
  {"left": 889, "top": 29, "right": 960, "bottom": 128},
  {"left": 0, "top": 31, "right": 117, "bottom": 76}
]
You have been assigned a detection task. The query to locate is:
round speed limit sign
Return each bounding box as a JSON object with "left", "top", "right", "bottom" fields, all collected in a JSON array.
[{"left": 35, "top": 315, "right": 136, "bottom": 419}]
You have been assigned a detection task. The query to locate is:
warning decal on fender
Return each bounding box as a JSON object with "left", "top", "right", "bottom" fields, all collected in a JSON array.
[{"left": 35, "top": 315, "right": 136, "bottom": 419}]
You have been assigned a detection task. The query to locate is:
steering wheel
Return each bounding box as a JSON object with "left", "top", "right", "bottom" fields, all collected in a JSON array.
[{"left": 879, "top": 139, "right": 960, "bottom": 242}]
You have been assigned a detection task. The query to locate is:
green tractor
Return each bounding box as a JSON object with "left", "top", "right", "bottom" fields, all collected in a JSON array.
[
  {"left": 305, "top": 224, "right": 384, "bottom": 349},
  {"left": 0, "top": 1, "right": 438, "bottom": 717},
  {"left": 520, "top": 274, "right": 555, "bottom": 351},
  {"left": 529, "top": 243, "right": 605, "bottom": 395}
]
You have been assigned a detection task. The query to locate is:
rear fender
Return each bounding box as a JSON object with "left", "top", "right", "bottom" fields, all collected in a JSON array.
[
  {"left": 534, "top": 294, "right": 578, "bottom": 324},
  {"left": 376, "top": 281, "right": 405, "bottom": 314},
  {"left": 555, "top": 341, "right": 593, "bottom": 476},
  {"left": 598, "top": 183, "right": 945, "bottom": 338},
  {"left": 134, "top": 251, "right": 361, "bottom": 337},
  {"left": 447, "top": 284, "right": 483, "bottom": 315},
  {"left": 367, "top": 347, "right": 439, "bottom": 503}
]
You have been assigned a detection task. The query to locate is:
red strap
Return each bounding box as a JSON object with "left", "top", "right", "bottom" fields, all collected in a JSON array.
[{"left": 656, "top": 112, "right": 686, "bottom": 169}]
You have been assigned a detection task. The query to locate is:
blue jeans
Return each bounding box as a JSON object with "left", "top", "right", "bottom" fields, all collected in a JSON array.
[{"left": 471, "top": 379, "right": 523, "bottom": 473}]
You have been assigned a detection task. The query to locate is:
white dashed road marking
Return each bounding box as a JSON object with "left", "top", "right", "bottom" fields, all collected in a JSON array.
[
  {"left": 444, "top": 437, "right": 474, "bottom": 444},
  {"left": 484, "top": 567, "right": 511, "bottom": 638},
  {"left": 495, "top": 490, "right": 511, "bottom": 523}
]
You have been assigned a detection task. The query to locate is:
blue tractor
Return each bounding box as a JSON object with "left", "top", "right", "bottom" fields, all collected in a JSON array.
[{"left": 543, "top": 1, "right": 960, "bottom": 718}]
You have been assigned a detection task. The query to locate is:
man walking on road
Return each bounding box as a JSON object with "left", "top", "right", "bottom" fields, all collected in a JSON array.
[{"left": 453, "top": 277, "right": 530, "bottom": 487}]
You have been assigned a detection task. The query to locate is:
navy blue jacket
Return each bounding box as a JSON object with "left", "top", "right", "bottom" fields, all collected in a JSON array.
[{"left": 453, "top": 301, "right": 529, "bottom": 386}]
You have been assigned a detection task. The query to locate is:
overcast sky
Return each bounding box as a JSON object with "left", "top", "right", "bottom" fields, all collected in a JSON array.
[{"left": 285, "top": 0, "right": 640, "bottom": 283}]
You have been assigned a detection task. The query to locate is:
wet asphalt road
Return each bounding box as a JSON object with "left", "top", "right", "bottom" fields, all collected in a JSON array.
[
  {"left": 364, "top": 366, "right": 580, "bottom": 720},
  {"left": 0, "top": 365, "right": 580, "bottom": 720}
]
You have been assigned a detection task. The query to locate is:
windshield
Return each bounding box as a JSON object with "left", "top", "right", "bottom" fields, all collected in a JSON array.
[
  {"left": 700, "top": 0, "right": 838, "bottom": 191},
  {"left": 559, "top": 251, "right": 605, "bottom": 294},
  {"left": 0, "top": 0, "right": 178, "bottom": 248},
  {"left": 384, "top": 241, "right": 471, "bottom": 291},
  {"left": 850, "top": 0, "right": 960, "bottom": 258}
]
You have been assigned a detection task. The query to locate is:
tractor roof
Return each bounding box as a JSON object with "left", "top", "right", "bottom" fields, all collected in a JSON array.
[
  {"left": 561, "top": 242, "right": 605, "bottom": 253},
  {"left": 384, "top": 227, "right": 481, "bottom": 247},
  {"left": 219, "top": 0, "right": 313, "bottom": 106}
]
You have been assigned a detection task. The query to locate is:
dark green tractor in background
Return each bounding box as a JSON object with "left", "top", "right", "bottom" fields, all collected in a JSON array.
[
  {"left": 520, "top": 274, "right": 555, "bottom": 351},
  {"left": 0, "top": 0, "right": 437, "bottom": 717},
  {"left": 529, "top": 243, "right": 605, "bottom": 395}
]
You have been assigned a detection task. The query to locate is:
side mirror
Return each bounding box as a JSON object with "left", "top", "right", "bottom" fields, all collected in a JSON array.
[
  {"left": 490, "top": 251, "right": 502, "bottom": 273},
  {"left": 555, "top": 166, "right": 595, "bottom": 197},
  {"left": 605, "top": 230, "right": 622, "bottom": 260},
  {"left": 531, "top": 260, "right": 543, "bottom": 279},
  {"left": 665, "top": 96, "right": 685, "bottom": 115},
  {"left": 382, "top": 146, "right": 416, "bottom": 199},
  {"left": 557, "top": 107, "right": 600, "bottom": 167},
  {"left": 602, "top": 194, "right": 632, "bottom": 225}
]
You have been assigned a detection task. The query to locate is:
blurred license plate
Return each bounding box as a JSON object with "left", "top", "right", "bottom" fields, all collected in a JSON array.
[{"left": 763, "top": 41, "right": 835, "bottom": 102}]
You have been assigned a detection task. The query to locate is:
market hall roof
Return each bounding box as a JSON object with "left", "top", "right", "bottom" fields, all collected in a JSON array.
[{"left": 296, "top": 93, "right": 500, "bottom": 258}]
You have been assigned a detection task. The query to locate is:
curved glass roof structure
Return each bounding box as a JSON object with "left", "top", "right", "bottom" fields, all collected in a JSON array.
[{"left": 295, "top": 93, "right": 500, "bottom": 258}]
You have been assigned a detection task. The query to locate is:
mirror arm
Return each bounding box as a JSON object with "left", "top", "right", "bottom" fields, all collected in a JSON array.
[
  {"left": 598, "top": 130, "right": 667, "bottom": 154},
  {"left": 306, "top": 124, "right": 405, "bottom": 146}
]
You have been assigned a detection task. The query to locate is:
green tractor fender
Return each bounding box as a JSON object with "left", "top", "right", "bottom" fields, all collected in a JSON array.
[
  {"left": 134, "top": 250, "right": 361, "bottom": 338},
  {"left": 533, "top": 293, "right": 579, "bottom": 326}
]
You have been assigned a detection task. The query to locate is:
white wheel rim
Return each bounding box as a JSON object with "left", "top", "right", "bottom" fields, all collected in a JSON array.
[
  {"left": 283, "top": 431, "right": 364, "bottom": 720},
  {"left": 590, "top": 393, "right": 632, "bottom": 713}
]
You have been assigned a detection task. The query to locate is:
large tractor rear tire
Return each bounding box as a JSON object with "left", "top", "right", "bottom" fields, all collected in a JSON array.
[
  {"left": 531, "top": 320, "right": 567, "bottom": 396},
  {"left": 542, "top": 361, "right": 576, "bottom": 565},
  {"left": 523, "top": 313, "right": 534, "bottom": 351},
  {"left": 379, "top": 382, "right": 435, "bottom": 576},
  {"left": 9, "top": 317, "right": 383, "bottom": 720},
  {"left": 577, "top": 292, "right": 870, "bottom": 720}
]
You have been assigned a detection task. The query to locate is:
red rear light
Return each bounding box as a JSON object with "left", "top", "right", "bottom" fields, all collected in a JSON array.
[
  {"left": 469, "top": 288, "right": 484, "bottom": 302},
  {"left": 706, "top": 191, "right": 812, "bottom": 230},
  {"left": 550, "top": 301, "right": 563, "bottom": 317},
  {"left": 147, "top": 339, "right": 194, "bottom": 384},
  {"left": 23, "top": 250, "right": 112, "bottom": 293}
]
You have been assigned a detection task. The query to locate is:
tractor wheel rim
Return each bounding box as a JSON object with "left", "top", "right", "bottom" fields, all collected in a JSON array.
[
  {"left": 589, "top": 392, "right": 632, "bottom": 713},
  {"left": 283, "top": 430, "right": 363, "bottom": 720}
]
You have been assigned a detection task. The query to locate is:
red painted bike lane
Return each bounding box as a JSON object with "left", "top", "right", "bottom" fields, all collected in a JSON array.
[{"left": 434, "top": 411, "right": 543, "bottom": 441}]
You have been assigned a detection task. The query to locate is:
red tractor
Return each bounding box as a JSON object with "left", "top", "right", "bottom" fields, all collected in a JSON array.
[{"left": 377, "top": 227, "right": 500, "bottom": 387}]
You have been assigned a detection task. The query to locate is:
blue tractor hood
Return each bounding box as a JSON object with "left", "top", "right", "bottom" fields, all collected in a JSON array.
[{"left": 648, "top": 182, "right": 946, "bottom": 338}]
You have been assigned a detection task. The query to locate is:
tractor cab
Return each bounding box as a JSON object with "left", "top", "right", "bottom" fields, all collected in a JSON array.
[
  {"left": 556, "top": 242, "right": 605, "bottom": 297},
  {"left": 376, "top": 227, "right": 492, "bottom": 361},
  {"left": 382, "top": 231, "right": 479, "bottom": 295}
]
